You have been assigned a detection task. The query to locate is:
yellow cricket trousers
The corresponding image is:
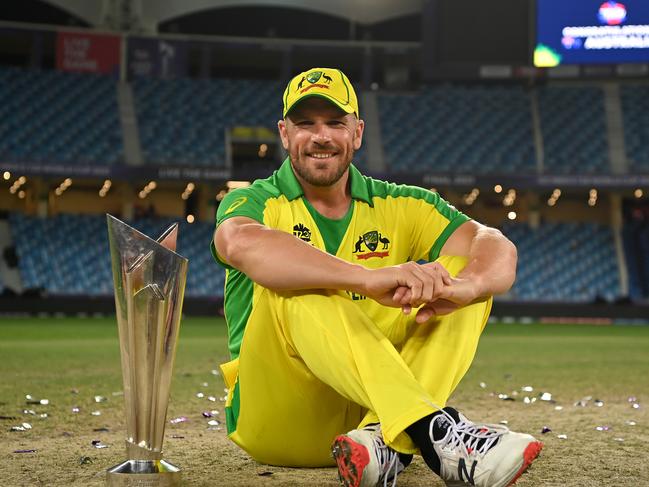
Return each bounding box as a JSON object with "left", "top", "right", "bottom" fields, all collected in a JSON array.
[{"left": 219, "top": 256, "right": 492, "bottom": 467}]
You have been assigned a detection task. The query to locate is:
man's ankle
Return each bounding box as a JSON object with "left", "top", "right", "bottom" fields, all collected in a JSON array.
[{"left": 405, "top": 410, "right": 445, "bottom": 474}]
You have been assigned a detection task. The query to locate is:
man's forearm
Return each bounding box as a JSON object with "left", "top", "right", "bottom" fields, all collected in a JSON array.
[
  {"left": 217, "top": 222, "right": 369, "bottom": 293},
  {"left": 455, "top": 226, "right": 517, "bottom": 298}
]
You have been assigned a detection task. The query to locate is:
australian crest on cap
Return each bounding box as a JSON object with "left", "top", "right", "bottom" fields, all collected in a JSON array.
[{"left": 306, "top": 71, "right": 323, "bottom": 83}]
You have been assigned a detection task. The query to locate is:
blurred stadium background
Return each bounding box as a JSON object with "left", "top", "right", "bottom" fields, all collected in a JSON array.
[{"left": 0, "top": 0, "right": 648, "bottom": 323}]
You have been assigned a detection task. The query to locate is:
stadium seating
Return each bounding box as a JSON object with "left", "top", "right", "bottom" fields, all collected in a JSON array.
[
  {"left": 133, "top": 78, "right": 282, "bottom": 167},
  {"left": 537, "top": 86, "right": 609, "bottom": 174},
  {"left": 502, "top": 222, "right": 621, "bottom": 302},
  {"left": 0, "top": 66, "right": 123, "bottom": 166},
  {"left": 378, "top": 84, "right": 536, "bottom": 175},
  {"left": 9, "top": 213, "right": 224, "bottom": 297},
  {"left": 9, "top": 212, "right": 626, "bottom": 303},
  {"left": 620, "top": 85, "right": 649, "bottom": 173}
]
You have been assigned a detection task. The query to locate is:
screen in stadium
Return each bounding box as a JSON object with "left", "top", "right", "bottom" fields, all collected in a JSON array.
[{"left": 535, "top": 0, "right": 649, "bottom": 67}]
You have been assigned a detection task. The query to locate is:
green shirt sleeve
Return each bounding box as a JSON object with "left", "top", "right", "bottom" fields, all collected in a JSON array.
[
  {"left": 210, "top": 187, "right": 267, "bottom": 267},
  {"left": 216, "top": 187, "right": 266, "bottom": 226},
  {"left": 406, "top": 189, "right": 470, "bottom": 262}
]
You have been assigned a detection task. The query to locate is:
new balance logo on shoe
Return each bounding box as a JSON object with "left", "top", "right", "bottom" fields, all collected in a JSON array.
[
  {"left": 428, "top": 406, "right": 543, "bottom": 487},
  {"left": 458, "top": 458, "right": 477, "bottom": 485}
]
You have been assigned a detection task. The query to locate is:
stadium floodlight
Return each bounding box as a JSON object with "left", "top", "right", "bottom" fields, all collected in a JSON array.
[
  {"left": 99, "top": 180, "right": 112, "bottom": 197},
  {"left": 226, "top": 180, "right": 251, "bottom": 189},
  {"left": 503, "top": 189, "right": 516, "bottom": 207},
  {"left": 182, "top": 182, "right": 195, "bottom": 200},
  {"left": 139, "top": 181, "right": 157, "bottom": 199},
  {"left": 463, "top": 188, "right": 480, "bottom": 205}
]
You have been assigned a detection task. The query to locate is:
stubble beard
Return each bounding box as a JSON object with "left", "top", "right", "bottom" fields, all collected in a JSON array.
[{"left": 292, "top": 153, "right": 352, "bottom": 187}]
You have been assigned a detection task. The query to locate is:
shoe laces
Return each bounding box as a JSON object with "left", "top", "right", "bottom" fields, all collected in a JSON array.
[
  {"left": 365, "top": 425, "right": 401, "bottom": 487},
  {"left": 428, "top": 408, "right": 508, "bottom": 458}
]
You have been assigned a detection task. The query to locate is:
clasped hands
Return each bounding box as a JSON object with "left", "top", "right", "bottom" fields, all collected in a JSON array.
[{"left": 364, "top": 261, "right": 480, "bottom": 323}]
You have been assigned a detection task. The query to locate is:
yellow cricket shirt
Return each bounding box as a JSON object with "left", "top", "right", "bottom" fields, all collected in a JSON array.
[{"left": 210, "top": 158, "right": 470, "bottom": 361}]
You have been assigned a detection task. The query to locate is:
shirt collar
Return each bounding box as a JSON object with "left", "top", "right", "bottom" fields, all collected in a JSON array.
[{"left": 276, "top": 157, "right": 372, "bottom": 205}]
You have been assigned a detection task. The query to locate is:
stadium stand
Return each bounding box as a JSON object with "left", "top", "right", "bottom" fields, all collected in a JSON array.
[
  {"left": 133, "top": 77, "right": 282, "bottom": 167},
  {"left": 378, "top": 84, "right": 536, "bottom": 174},
  {"left": 9, "top": 212, "right": 627, "bottom": 304},
  {"left": 0, "top": 66, "right": 123, "bottom": 166},
  {"left": 537, "top": 86, "right": 609, "bottom": 174},
  {"left": 502, "top": 222, "right": 621, "bottom": 302},
  {"left": 620, "top": 85, "right": 649, "bottom": 173},
  {"left": 9, "top": 213, "right": 225, "bottom": 297}
]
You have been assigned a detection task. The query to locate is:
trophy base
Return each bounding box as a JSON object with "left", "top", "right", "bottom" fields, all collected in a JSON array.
[{"left": 106, "top": 459, "right": 181, "bottom": 486}]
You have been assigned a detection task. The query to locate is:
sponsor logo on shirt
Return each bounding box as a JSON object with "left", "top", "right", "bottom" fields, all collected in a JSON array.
[
  {"left": 224, "top": 196, "right": 248, "bottom": 215},
  {"left": 292, "top": 223, "right": 312, "bottom": 242}
]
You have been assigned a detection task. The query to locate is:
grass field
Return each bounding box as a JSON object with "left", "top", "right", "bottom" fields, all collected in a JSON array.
[{"left": 1, "top": 317, "right": 648, "bottom": 486}]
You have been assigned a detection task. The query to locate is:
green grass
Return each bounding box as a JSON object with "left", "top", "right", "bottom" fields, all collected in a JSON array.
[
  {"left": 463, "top": 322, "right": 649, "bottom": 398},
  {"left": 0, "top": 318, "right": 227, "bottom": 438},
  {"left": 1, "top": 317, "right": 648, "bottom": 486},
  {"left": 1, "top": 318, "right": 647, "bottom": 418}
]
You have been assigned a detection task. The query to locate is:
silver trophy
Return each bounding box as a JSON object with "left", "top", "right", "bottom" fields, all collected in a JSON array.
[{"left": 105, "top": 215, "right": 188, "bottom": 487}]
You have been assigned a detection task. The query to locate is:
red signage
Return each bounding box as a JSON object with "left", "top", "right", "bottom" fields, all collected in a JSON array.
[{"left": 56, "top": 31, "right": 121, "bottom": 75}]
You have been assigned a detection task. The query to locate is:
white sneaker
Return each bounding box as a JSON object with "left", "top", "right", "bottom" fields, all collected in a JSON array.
[
  {"left": 430, "top": 408, "right": 543, "bottom": 487},
  {"left": 332, "top": 424, "right": 410, "bottom": 487}
]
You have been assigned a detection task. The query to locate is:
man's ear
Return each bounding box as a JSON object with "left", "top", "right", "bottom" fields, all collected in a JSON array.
[
  {"left": 277, "top": 119, "right": 289, "bottom": 150},
  {"left": 353, "top": 119, "right": 365, "bottom": 150}
]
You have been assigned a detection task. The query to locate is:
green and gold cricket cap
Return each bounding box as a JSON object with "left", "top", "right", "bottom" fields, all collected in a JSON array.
[{"left": 282, "top": 67, "right": 359, "bottom": 119}]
